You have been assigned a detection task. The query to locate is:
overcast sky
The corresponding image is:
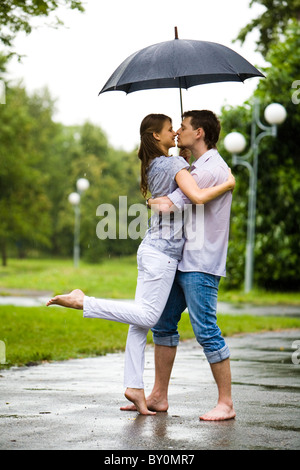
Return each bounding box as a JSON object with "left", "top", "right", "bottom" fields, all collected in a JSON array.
[{"left": 7, "top": 0, "right": 266, "bottom": 151}]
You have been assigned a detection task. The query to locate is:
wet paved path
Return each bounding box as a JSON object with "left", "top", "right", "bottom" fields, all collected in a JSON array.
[
  {"left": 1, "top": 330, "right": 300, "bottom": 450},
  {"left": 1, "top": 291, "right": 300, "bottom": 317}
]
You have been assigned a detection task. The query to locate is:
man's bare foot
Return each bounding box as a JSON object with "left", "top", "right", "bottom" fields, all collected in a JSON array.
[
  {"left": 123, "top": 388, "right": 156, "bottom": 416},
  {"left": 46, "top": 289, "right": 84, "bottom": 309},
  {"left": 199, "top": 403, "right": 236, "bottom": 421},
  {"left": 120, "top": 391, "right": 168, "bottom": 413}
]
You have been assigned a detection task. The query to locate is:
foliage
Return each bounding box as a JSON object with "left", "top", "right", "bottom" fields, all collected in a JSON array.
[
  {"left": 221, "top": 21, "right": 300, "bottom": 290},
  {"left": 0, "top": 79, "right": 143, "bottom": 265},
  {"left": 235, "top": 0, "right": 300, "bottom": 55},
  {"left": 0, "top": 84, "right": 53, "bottom": 265},
  {"left": 0, "top": 0, "right": 84, "bottom": 58},
  {"left": 70, "top": 122, "right": 143, "bottom": 263},
  {"left": 252, "top": 21, "right": 300, "bottom": 289}
]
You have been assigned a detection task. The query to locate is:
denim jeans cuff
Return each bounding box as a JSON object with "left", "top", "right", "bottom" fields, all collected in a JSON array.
[
  {"left": 205, "top": 344, "right": 230, "bottom": 364},
  {"left": 152, "top": 334, "right": 180, "bottom": 347}
]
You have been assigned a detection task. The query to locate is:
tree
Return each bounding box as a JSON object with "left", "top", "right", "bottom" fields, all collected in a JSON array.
[
  {"left": 0, "top": 84, "right": 53, "bottom": 265},
  {"left": 65, "top": 122, "right": 143, "bottom": 263},
  {"left": 221, "top": 21, "right": 300, "bottom": 290},
  {"left": 0, "top": 78, "right": 144, "bottom": 266},
  {"left": 0, "top": 0, "right": 84, "bottom": 58},
  {"left": 235, "top": 0, "right": 300, "bottom": 55},
  {"left": 252, "top": 21, "right": 300, "bottom": 289}
]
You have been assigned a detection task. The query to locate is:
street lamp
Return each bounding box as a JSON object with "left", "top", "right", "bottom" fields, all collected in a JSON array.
[
  {"left": 68, "top": 178, "right": 90, "bottom": 267},
  {"left": 224, "top": 100, "right": 286, "bottom": 293}
]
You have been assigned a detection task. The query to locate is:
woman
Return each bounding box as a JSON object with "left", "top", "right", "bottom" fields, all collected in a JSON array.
[{"left": 47, "top": 114, "right": 235, "bottom": 415}]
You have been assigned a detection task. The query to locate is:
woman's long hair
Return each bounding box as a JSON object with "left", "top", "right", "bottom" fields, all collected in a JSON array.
[{"left": 138, "top": 114, "right": 171, "bottom": 198}]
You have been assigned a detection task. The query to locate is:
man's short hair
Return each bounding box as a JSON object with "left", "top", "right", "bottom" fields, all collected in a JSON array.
[{"left": 183, "top": 110, "right": 221, "bottom": 149}]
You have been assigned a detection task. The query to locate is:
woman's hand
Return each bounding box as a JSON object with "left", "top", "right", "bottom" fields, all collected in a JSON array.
[
  {"left": 227, "top": 168, "right": 236, "bottom": 191},
  {"left": 179, "top": 147, "right": 192, "bottom": 164}
]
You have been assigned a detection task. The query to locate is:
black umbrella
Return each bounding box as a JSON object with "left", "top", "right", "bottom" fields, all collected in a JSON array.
[{"left": 99, "top": 27, "right": 264, "bottom": 117}]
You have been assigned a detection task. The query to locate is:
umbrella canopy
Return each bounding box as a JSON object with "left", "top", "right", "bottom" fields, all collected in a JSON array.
[{"left": 99, "top": 29, "right": 264, "bottom": 116}]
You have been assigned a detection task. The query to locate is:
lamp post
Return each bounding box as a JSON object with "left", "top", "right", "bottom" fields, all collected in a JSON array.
[
  {"left": 68, "top": 178, "right": 90, "bottom": 267},
  {"left": 224, "top": 100, "right": 286, "bottom": 293}
]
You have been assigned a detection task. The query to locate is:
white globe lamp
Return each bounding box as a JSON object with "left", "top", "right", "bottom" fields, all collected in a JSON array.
[
  {"left": 224, "top": 132, "right": 247, "bottom": 154},
  {"left": 76, "top": 178, "right": 90, "bottom": 193},
  {"left": 264, "top": 103, "right": 287, "bottom": 125},
  {"left": 68, "top": 192, "right": 80, "bottom": 205}
]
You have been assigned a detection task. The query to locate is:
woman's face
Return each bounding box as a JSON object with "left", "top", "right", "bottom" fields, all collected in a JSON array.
[{"left": 154, "top": 119, "right": 176, "bottom": 153}]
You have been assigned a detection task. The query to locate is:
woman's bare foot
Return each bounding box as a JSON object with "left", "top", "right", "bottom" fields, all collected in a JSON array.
[
  {"left": 46, "top": 289, "right": 84, "bottom": 309},
  {"left": 199, "top": 403, "right": 236, "bottom": 421},
  {"left": 123, "top": 388, "right": 156, "bottom": 416},
  {"left": 120, "top": 391, "right": 168, "bottom": 413}
]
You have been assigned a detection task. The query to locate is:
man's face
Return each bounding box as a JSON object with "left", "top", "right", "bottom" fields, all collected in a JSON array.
[{"left": 176, "top": 117, "right": 198, "bottom": 149}]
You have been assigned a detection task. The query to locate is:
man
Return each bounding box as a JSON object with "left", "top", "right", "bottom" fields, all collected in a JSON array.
[{"left": 123, "top": 110, "right": 236, "bottom": 421}]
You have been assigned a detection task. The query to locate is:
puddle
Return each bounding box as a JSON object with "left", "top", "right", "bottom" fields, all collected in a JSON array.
[
  {"left": 0, "top": 414, "right": 29, "bottom": 419},
  {"left": 267, "top": 403, "right": 299, "bottom": 409},
  {"left": 268, "top": 424, "right": 300, "bottom": 432},
  {"left": 232, "top": 381, "right": 300, "bottom": 392},
  {"left": 248, "top": 421, "right": 300, "bottom": 433}
]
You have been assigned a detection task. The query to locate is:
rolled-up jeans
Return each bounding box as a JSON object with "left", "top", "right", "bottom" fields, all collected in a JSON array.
[
  {"left": 83, "top": 244, "right": 178, "bottom": 388},
  {"left": 152, "top": 270, "right": 230, "bottom": 364}
]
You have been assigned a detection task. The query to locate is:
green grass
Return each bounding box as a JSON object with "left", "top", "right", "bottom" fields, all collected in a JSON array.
[
  {"left": 0, "top": 257, "right": 300, "bottom": 369},
  {"left": 0, "top": 256, "right": 139, "bottom": 298},
  {"left": 0, "top": 305, "right": 132, "bottom": 368},
  {"left": 218, "top": 287, "right": 300, "bottom": 306},
  {"left": 1, "top": 257, "right": 300, "bottom": 304},
  {"left": 0, "top": 305, "right": 300, "bottom": 369}
]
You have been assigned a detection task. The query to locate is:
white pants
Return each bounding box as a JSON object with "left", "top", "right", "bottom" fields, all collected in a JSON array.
[{"left": 83, "top": 244, "right": 178, "bottom": 388}]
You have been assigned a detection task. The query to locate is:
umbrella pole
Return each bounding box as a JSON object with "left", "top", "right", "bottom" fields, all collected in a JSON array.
[
  {"left": 175, "top": 27, "right": 183, "bottom": 119},
  {"left": 179, "top": 86, "right": 183, "bottom": 119},
  {"left": 175, "top": 27, "right": 183, "bottom": 118}
]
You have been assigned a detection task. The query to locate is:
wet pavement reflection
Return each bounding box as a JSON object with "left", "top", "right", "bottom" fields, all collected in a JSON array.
[{"left": 0, "top": 330, "right": 299, "bottom": 450}]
